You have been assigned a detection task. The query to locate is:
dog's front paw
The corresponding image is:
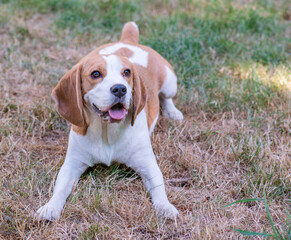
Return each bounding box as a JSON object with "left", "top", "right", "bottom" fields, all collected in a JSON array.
[
  {"left": 163, "top": 107, "right": 184, "bottom": 122},
  {"left": 36, "top": 202, "right": 63, "bottom": 221},
  {"left": 154, "top": 201, "right": 179, "bottom": 219}
]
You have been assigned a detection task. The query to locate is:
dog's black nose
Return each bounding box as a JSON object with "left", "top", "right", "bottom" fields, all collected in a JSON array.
[{"left": 110, "top": 84, "right": 127, "bottom": 98}]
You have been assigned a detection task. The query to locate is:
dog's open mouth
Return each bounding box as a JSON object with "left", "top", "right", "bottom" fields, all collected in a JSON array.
[
  {"left": 92, "top": 103, "right": 127, "bottom": 122},
  {"left": 108, "top": 103, "right": 127, "bottom": 120}
]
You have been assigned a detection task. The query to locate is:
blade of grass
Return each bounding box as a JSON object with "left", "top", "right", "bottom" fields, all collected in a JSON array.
[
  {"left": 263, "top": 188, "right": 280, "bottom": 240},
  {"left": 221, "top": 198, "right": 263, "bottom": 208},
  {"left": 230, "top": 143, "right": 237, "bottom": 159},
  {"left": 233, "top": 228, "right": 275, "bottom": 237},
  {"left": 2, "top": 212, "right": 16, "bottom": 225}
]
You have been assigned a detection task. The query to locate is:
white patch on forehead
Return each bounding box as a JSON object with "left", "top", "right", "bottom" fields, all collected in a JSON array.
[
  {"left": 99, "top": 43, "right": 148, "bottom": 67},
  {"left": 102, "top": 54, "right": 123, "bottom": 73},
  {"left": 101, "top": 54, "right": 129, "bottom": 91}
]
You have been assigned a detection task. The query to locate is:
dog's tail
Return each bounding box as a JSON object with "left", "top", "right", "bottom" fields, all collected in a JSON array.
[{"left": 120, "top": 22, "right": 139, "bottom": 44}]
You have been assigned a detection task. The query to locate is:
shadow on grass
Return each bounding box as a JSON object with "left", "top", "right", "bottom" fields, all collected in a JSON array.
[{"left": 82, "top": 163, "right": 138, "bottom": 182}]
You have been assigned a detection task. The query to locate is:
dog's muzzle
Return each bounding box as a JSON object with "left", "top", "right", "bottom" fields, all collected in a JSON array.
[{"left": 92, "top": 99, "right": 128, "bottom": 123}]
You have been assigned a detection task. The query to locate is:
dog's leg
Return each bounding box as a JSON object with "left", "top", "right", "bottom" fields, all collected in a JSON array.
[
  {"left": 159, "top": 66, "right": 183, "bottom": 122},
  {"left": 36, "top": 148, "right": 89, "bottom": 221},
  {"left": 160, "top": 98, "right": 183, "bottom": 121},
  {"left": 128, "top": 151, "right": 179, "bottom": 219}
]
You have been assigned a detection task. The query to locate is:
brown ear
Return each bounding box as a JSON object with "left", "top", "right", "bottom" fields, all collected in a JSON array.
[
  {"left": 52, "top": 64, "right": 88, "bottom": 133},
  {"left": 131, "top": 66, "right": 147, "bottom": 126}
]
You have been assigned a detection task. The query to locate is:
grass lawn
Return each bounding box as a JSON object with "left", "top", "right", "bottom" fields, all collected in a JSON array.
[{"left": 0, "top": 0, "right": 290, "bottom": 239}]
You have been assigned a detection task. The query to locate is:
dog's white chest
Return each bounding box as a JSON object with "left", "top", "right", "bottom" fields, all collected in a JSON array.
[
  {"left": 83, "top": 121, "right": 125, "bottom": 166},
  {"left": 70, "top": 110, "right": 149, "bottom": 167},
  {"left": 92, "top": 141, "right": 115, "bottom": 166}
]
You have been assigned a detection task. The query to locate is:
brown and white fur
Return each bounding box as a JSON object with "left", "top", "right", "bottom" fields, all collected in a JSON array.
[{"left": 36, "top": 22, "right": 183, "bottom": 221}]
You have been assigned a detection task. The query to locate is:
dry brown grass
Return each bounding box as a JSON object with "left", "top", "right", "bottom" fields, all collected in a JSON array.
[{"left": 1, "top": 4, "right": 290, "bottom": 240}]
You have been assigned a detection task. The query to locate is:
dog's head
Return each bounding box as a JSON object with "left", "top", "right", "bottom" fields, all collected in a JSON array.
[{"left": 52, "top": 54, "right": 147, "bottom": 135}]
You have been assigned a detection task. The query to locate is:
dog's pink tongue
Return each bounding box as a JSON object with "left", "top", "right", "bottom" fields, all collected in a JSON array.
[{"left": 108, "top": 108, "right": 127, "bottom": 120}]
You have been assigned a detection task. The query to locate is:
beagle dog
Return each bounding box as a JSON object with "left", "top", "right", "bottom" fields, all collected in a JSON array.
[{"left": 37, "top": 22, "right": 183, "bottom": 221}]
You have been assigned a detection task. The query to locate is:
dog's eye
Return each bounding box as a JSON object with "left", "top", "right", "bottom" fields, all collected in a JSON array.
[
  {"left": 91, "top": 71, "right": 102, "bottom": 79},
  {"left": 123, "top": 69, "right": 131, "bottom": 77}
]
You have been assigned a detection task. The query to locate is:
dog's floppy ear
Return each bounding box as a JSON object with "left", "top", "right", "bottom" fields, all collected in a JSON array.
[
  {"left": 131, "top": 66, "right": 147, "bottom": 126},
  {"left": 52, "top": 64, "right": 88, "bottom": 134}
]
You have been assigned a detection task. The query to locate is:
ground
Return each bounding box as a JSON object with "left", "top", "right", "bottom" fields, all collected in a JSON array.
[{"left": 0, "top": 0, "right": 290, "bottom": 239}]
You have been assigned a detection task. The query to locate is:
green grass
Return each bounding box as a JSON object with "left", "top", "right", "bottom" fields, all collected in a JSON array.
[
  {"left": 141, "top": 10, "right": 290, "bottom": 113},
  {"left": 2, "top": 0, "right": 290, "bottom": 114},
  {"left": 223, "top": 189, "right": 291, "bottom": 239}
]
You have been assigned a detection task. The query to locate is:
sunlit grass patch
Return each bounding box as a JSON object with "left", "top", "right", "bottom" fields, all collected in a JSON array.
[
  {"left": 236, "top": 63, "right": 291, "bottom": 91},
  {"left": 216, "top": 63, "right": 290, "bottom": 112}
]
